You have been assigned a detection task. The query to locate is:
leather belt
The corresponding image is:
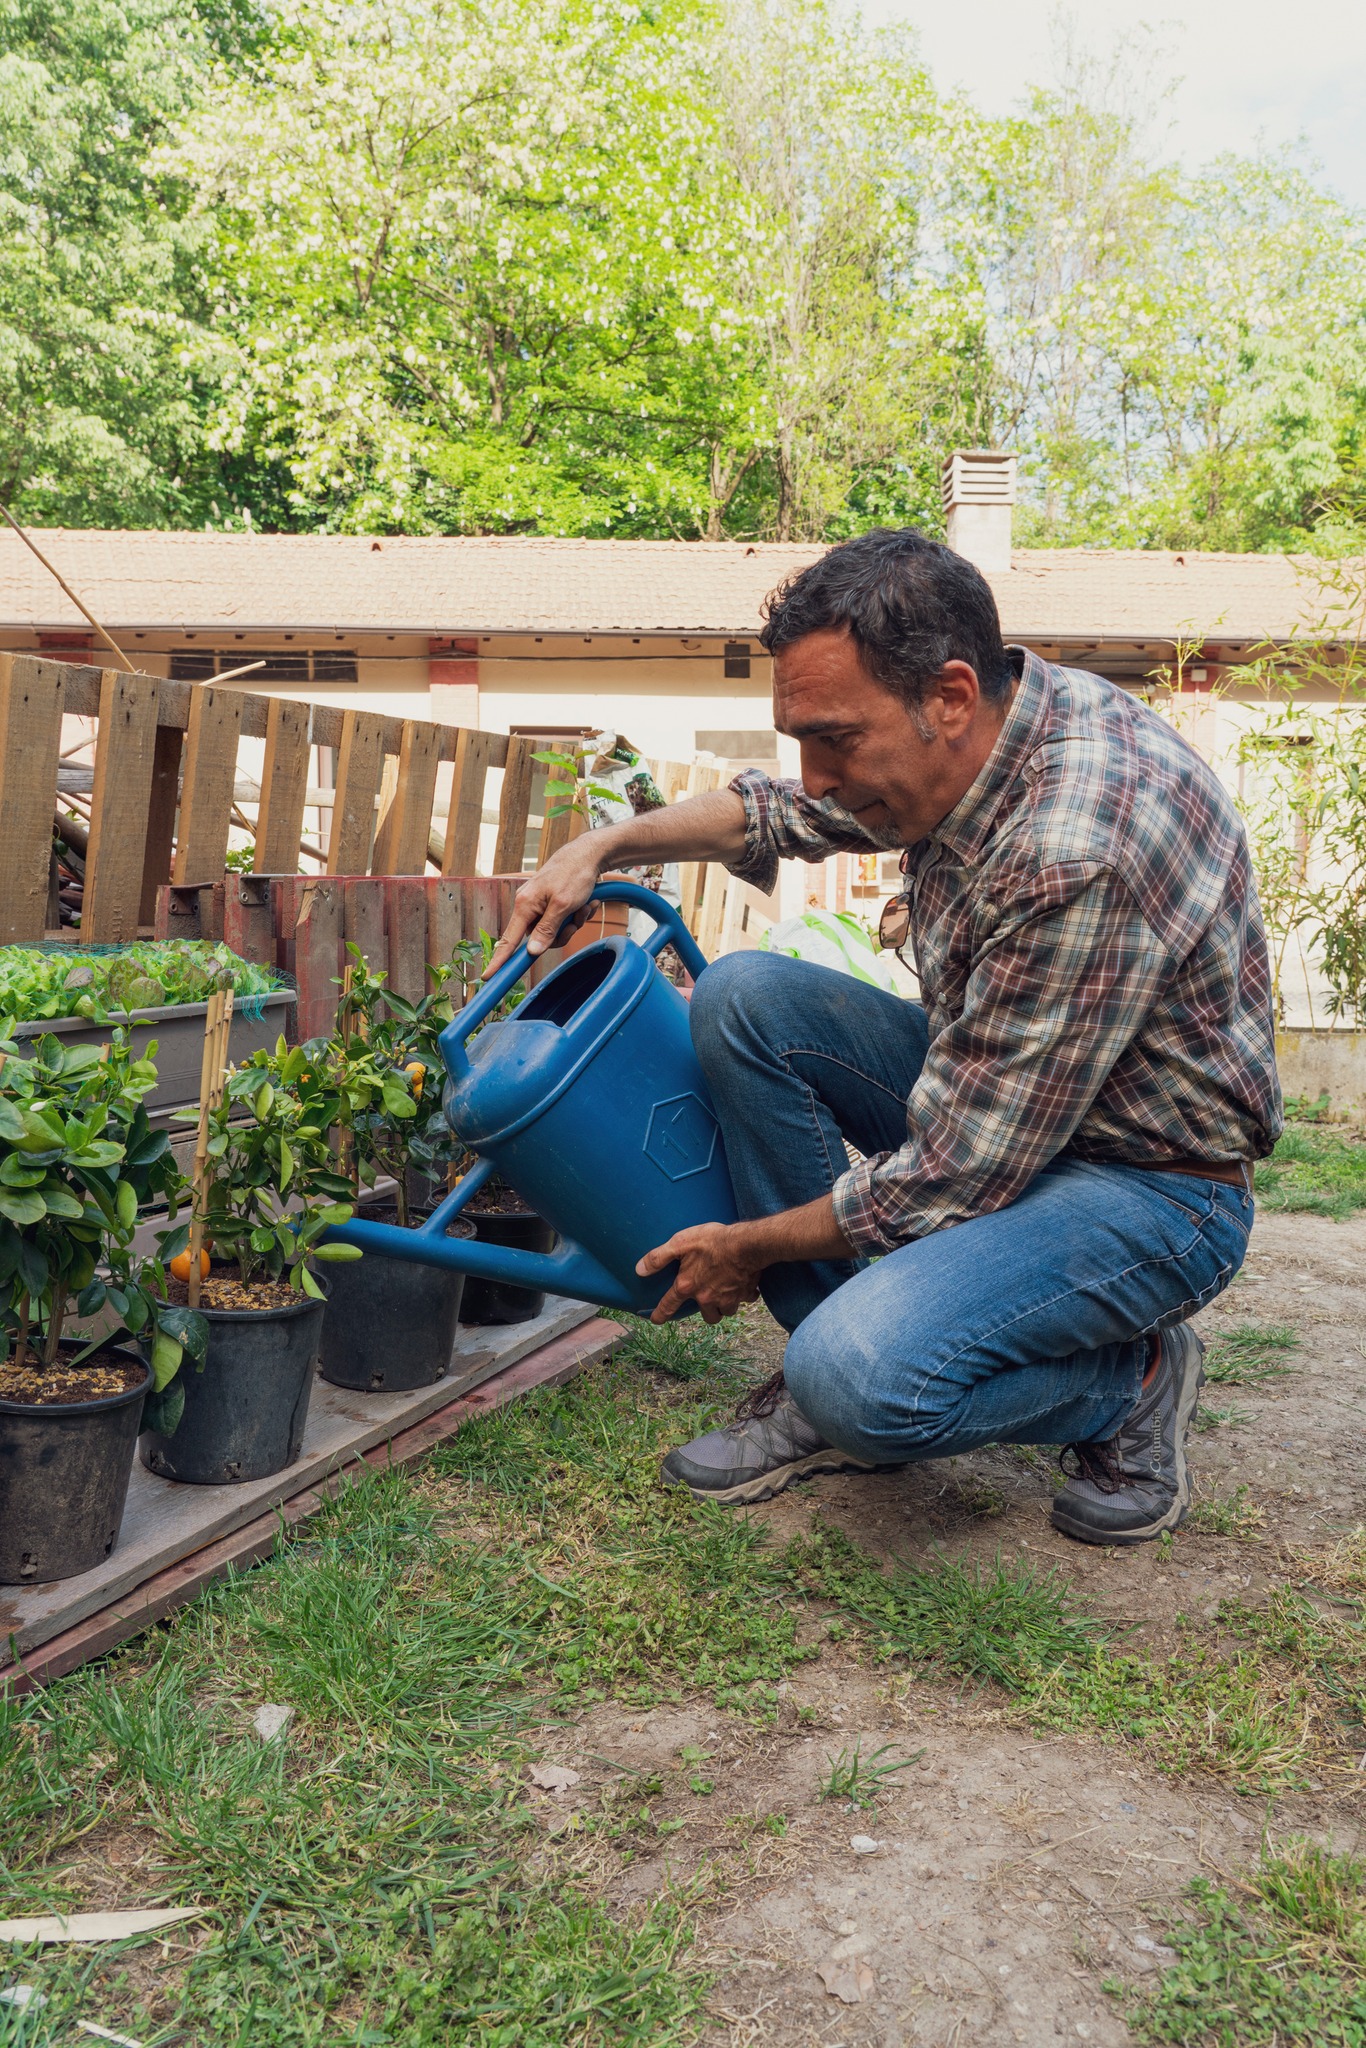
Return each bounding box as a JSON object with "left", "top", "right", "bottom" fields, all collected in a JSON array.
[{"left": 1151, "top": 1157, "right": 1252, "bottom": 1190}]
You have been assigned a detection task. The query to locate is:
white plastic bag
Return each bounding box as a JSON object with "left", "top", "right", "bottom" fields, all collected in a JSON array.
[{"left": 759, "top": 909, "right": 900, "bottom": 993}]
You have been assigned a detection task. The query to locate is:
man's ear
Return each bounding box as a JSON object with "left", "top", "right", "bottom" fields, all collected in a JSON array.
[{"left": 933, "top": 661, "right": 981, "bottom": 739}]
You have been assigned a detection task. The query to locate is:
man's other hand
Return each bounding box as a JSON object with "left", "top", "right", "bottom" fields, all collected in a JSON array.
[
  {"left": 484, "top": 837, "right": 604, "bottom": 976},
  {"left": 636, "top": 1221, "right": 765, "bottom": 1324}
]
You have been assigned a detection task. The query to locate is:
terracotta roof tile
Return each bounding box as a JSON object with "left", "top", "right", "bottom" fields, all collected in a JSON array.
[{"left": 0, "top": 529, "right": 1354, "bottom": 644}]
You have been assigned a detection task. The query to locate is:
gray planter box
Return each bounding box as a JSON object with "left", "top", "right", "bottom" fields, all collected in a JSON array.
[{"left": 13, "top": 989, "right": 295, "bottom": 1110}]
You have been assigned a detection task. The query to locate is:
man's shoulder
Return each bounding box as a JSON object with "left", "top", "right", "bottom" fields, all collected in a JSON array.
[{"left": 1007, "top": 663, "right": 1246, "bottom": 946}]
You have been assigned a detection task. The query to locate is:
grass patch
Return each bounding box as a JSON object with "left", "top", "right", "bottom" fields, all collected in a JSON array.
[
  {"left": 1186, "top": 1484, "right": 1265, "bottom": 1538},
  {"left": 612, "top": 1310, "right": 748, "bottom": 1386},
  {"left": 1204, "top": 1322, "right": 1299, "bottom": 1384},
  {"left": 1123, "top": 1839, "right": 1366, "bottom": 2045},
  {"left": 0, "top": 1354, "right": 777, "bottom": 2047},
  {"left": 790, "top": 1527, "right": 1366, "bottom": 1791},
  {"left": 5, "top": 1324, "right": 1364, "bottom": 2041},
  {"left": 1255, "top": 1121, "right": 1366, "bottom": 1219},
  {"left": 427, "top": 1357, "right": 819, "bottom": 1714}
]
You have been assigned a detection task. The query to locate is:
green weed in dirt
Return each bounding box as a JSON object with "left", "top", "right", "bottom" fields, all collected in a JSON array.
[
  {"left": 819, "top": 1740, "right": 921, "bottom": 1808},
  {"left": 1255, "top": 1122, "right": 1366, "bottom": 1219},
  {"left": 1204, "top": 1322, "right": 1300, "bottom": 1383},
  {"left": 1123, "top": 1839, "right": 1366, "bottom": 2045},
  {"left": 1186, "top": 1484, "right": 1265, "bottom": 1538}
]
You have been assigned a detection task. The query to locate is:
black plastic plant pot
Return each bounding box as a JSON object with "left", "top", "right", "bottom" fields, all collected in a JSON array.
[
  {"left": 0, "top": 1345, "right": 151, "bottom": 1586},
  {"left": 140, "top": 1287, "right": 325, "bottom": 1486},
  {"left": 459, "top": 1207, "right": 558, "bottom": 1327},
  {"left": 320, "top": 1208, "right": 475, "bottom": 1393}
]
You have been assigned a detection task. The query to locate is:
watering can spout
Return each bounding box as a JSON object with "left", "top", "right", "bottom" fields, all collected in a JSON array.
[{"left": 326, "top": 881, "right": 737, "bottom": 1318}]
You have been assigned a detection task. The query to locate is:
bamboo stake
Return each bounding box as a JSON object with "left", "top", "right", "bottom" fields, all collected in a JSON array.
[
  {"left": 0, "top": 502, "right": 134, "bottom": 673},
  {"left": 187, "top": 988, "right": 234, "bottom": 1308}
]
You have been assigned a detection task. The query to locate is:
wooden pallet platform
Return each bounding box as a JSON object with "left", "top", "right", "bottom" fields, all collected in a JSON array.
[{"left": 1, "top": 1303, "right": 624, "bottom": 1691}]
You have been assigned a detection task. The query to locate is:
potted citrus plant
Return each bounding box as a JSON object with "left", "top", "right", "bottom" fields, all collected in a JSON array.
[
  {"left": 317, "top": 951, "right": 475, "bottom": 1393},
  {"left": 0, "top": 1026, "right": 206, "bottom": 1585},
  {"left": 139, "top": 1041, "right": 358, "bottom": 1486}
]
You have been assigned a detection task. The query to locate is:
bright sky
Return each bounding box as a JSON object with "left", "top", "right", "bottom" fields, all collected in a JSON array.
[{"left": 863, "top": 1, "right": 1366, "bottom": 208}]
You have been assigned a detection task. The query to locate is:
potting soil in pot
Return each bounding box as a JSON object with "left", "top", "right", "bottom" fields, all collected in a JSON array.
[
  {"left": 320, "top": 1206, "right": 474, "bottom": 1393},
  {"left": 0, "top": 1345, "right": 151, "bottom": 1585},
  {"left": 0, "top": 1352, "right": 146, "bottom": 1406}
]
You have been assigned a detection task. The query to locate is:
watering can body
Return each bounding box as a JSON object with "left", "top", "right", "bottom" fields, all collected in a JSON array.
[{"left": 327, "top": 882, "right": 737, "bottom": 1315}]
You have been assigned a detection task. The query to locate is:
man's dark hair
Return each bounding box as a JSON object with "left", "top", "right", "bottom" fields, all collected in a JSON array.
[{"left": 759, "top": 527, "right": 1013, "bottom": 706}]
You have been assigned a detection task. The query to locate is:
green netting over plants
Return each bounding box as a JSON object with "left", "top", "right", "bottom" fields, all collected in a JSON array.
[{"left": 0, "top": 941, "right": 284, "bottom": 1025}]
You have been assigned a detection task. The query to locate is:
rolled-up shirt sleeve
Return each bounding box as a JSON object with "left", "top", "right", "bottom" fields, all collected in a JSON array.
[
  {"left": 726, "top": 769, "right": 892, "bottom": 895},
  {"left": 832, "top": 865, "right": 1174, "bottom": 1254}
]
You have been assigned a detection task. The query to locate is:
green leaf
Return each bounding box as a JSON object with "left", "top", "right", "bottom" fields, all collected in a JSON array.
[
  {"left": 312, "top": 1242, "right": 362, "bottom": 1261},
  {"left": 278, "top": 1137, "right": 293, "bottom": 1192},
  {"left": 116, "top": 1180, "right": 139, "bottom": 1230},
  {"left": 0, "top": 1188, "right": 46, "bottom": 1225},
  {"left": 150, "top": 1330, "right": 183, "bottom": 1391},
  {"left": 38, "top": 1185, "right": 85, "bottom": 1221},
  {"left": 157, "top": 1305, "right": 208, "bottom": 1361},
  {"left": 142, "top": 1380, "right": 185, "bottom": 1439},
  {"left": 299, "top": 1265, "right": 324, "bottom": 1299},
  {"left": 0, "top": 1156, "right": 45, "bottom": 1188},
  {"left": 250, "top": 1226, "right": 277, "bottom": 1253}
]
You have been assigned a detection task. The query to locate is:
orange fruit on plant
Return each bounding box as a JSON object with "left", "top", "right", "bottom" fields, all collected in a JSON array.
[
  {"left": 170, "top": 1249, "right": 211, "bottom": 1283},
  {"left": 404, "top": 1060, "right": 426, "bottom": 1099}
]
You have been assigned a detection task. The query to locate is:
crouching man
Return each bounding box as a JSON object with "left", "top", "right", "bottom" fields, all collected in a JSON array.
[{"left": 487, "top": 529, "right": 1282, "bottom": 1546}]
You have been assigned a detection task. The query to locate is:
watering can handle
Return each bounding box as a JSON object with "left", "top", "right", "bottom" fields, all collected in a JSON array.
[{"left": 440, "top": 880, "right": 709, "bottom": 1081}]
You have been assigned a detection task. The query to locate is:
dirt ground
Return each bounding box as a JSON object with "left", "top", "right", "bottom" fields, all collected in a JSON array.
[{"left": 532, "top": 1209, "right": 1366, "bottom": 2046}]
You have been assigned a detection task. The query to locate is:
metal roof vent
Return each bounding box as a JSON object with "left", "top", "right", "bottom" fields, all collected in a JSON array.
[{"left": 941, "top": 450, "right": 1016, "bottom": 574}]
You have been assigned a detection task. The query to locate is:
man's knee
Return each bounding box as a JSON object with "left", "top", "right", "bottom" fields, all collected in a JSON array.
[
  {"left": 783, "top": 1286, "right": 960, "bottom": 1461},
  {"left": 690, "top": 948, "right": 795, "bottom": 1070}
]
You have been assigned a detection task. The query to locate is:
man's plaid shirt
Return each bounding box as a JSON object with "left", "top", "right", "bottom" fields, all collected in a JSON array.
[{"left": 727, "top": 648, "right": 1282, "bottom": 1256}]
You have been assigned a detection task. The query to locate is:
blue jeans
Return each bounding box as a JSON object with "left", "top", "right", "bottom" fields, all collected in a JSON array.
[{"left": 689, "top": 952, "right": 1253, "bottom": 1465}]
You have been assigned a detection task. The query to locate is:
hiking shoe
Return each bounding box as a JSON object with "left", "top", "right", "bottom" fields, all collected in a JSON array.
[
  {"left": 660, "top": 1372, "right": 884, "bottom": 1506},
  {"left": 1051, "top": 1324, "right": 1206, "bottom": 1546}
]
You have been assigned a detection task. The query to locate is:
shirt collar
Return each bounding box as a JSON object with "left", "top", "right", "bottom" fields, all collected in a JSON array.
[{"left": 928, "top": 646, "right": 1052, "bottom": 862}]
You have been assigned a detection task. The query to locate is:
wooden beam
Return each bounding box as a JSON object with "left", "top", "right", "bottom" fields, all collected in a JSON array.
[
  {"left": 492, "top": 732, "right": 535, "bottom": 876},
  {"left": 0, "top": 654, "right": 65, "bottom": 941},
  {"left": 373, "top": 720, "right": 442, "bottom": 876},
  {"left": 82, "top": 668, "right": 161, "bottom": 943},
  {"left": 139, "top": 724, "right": 184, "bottom": 926},
  {"left": 677, "top": 761, "right": 720, "bottom": 932},
  {"left": 172, "top": 685, "right": 242, "bottom": 885},
  {"left": 326, "top": 710, "right": 386, "bottom": 875},
  {"left": 255, "top": 697, "right": 312, "bottom": 874},
  {"left": 443, "top": 727, "right": 499, "bottom": 876}
]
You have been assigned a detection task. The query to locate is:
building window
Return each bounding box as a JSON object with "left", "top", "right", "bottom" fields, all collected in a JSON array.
[
  {"left": 170, "top": 649, "right": 358, "bottom": 684},
  {"left": 724, "top": 641, "right": 751, "bottom": 679}
]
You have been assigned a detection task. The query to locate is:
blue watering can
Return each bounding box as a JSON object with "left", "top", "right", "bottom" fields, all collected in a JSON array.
[{"left": 327, "top": 881, "right": 738, "bottom": 1315}]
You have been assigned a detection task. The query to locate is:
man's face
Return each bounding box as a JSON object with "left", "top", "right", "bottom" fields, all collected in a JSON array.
[{"left": 771, "top": 625, "right": 1004, "bottom": 846}]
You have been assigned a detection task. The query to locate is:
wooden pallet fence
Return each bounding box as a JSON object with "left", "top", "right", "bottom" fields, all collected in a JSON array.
[{"left": 10, "top": 653, "right": 556, "bottom": 944}]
